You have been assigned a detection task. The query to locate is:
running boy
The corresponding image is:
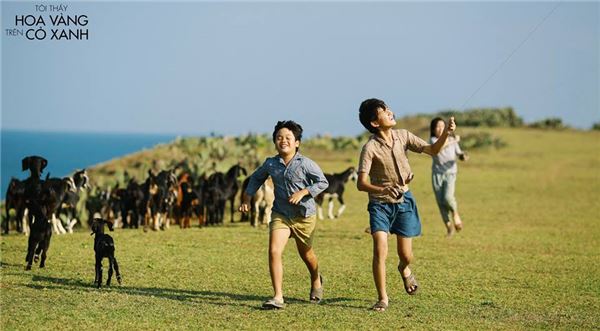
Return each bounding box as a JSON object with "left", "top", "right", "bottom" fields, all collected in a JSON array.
[
  {"left": 356, "top": 98, "right": 456, "bottom": 311},
  {"left": 239, "top": 120, "right": 329, "bottom": 310}
]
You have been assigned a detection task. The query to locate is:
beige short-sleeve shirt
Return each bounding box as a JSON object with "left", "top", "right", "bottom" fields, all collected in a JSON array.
[{"left": 358, "top": 129, "right": 428, "bottom": 202}]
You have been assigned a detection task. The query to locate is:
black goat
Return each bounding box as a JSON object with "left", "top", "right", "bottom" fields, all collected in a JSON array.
[
  {"left": 3, "top": 178, "right": 26, "bottom": 234},
  {"left": 21, "top": 156, "right": 47, "bottom": 231},
  {"left": 142, "top": 170, "right": 160, "bottom": 232},
  {"left": 20, "top": 155, "right": 53, "bottom": 270},
  {"left": 224, "top": 165, "right": 247, "bottom": 222},
  {"left": 85, "top": 188, "right": 111, "bottom": 222},
  {"left": 142, "top": 169, "right": 178, "bottom": 231},
  {"left": 204, "top": 165, "right": 247, "bottom": 224},
  {"left": 90, "top": 218, "right": 122, "bottom": 288},
  {"left": 204, "top": 172, "right": 227, "bottom": 226},
  {"left": 315, "top": 167, "right": 358, "bottom": 220},
  {"left": 177, "top": 180, "right": 201, "bottom": 228},
  {"left": 119, "top": 179, "right": 145, "bottom": 229},
  {"left": 24, "top": 206, "right": 52, "bottom": 270}
]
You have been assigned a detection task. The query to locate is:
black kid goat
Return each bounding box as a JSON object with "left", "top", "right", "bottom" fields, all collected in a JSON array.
[
  {"left": 315, "top": 167, "right": 358, "bottom": 220},
  {"left": 90, "top": 218, "right": 122, "bottom": 288}
]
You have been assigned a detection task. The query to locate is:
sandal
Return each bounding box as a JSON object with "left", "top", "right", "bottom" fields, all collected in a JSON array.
[
  {"left": 262, "top": 298, "right": 285, "bottom": 310},
  {"left": 371, "top": 300, "right": 388, "bottom": 312},
  {"left": 309, "top": 274, "right": 324, "bottom": 303},
  {"left": 399, "top": 267, "right": 419, "bottom": 295}
]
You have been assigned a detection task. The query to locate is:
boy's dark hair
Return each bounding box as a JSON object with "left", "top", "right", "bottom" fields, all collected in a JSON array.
[
  {"left": 359, "top": 98, "right": 387, "bottom": 134},
  {"left": 273, "top": 120, "right": 303, "bottom": 151},
  {"left": 430, "top": 117, "right": 444, "bottom": 137}
]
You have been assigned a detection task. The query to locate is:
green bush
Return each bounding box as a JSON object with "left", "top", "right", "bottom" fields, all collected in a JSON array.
[
  {"left": 304, "top": 135, "right": 361, "bottom": 151},
  {"left": 391, "top": 107, "right": 524, "bottom": 137},
  {"left": 460, "top": 132, "right": 507, "bottom": 150},
  {"left": 433, "top": 107, "right": 523, "bottom": 128},
  {"left": 528, "top": 118, "right": 568, "bottom": 129}
]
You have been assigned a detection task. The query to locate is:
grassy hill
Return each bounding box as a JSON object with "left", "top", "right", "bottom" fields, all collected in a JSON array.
[{"left": 1, "top": 127, "right": 599, "bottom": 330}]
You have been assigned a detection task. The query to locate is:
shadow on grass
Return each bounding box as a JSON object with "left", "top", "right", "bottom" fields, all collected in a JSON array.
[
  {"left": 26, "top": 275, "right": 364, "bottom": 309},
  {"left": 0, "top": 261, "right": 23, "bottom": 268}
]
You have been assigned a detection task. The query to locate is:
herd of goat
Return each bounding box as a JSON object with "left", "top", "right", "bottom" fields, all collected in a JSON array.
[{"left": 2, "top": 155, "right": 357, "bottom": 275}]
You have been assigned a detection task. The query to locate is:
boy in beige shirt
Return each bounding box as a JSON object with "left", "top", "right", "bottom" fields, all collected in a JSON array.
[{"left": 357, "top": 98, "right": 455, "bottom": 311}]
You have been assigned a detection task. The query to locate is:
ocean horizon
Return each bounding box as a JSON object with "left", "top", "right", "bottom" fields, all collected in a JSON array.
[{"left": 1, "top": 130, "right": 177, "bottom": 200}]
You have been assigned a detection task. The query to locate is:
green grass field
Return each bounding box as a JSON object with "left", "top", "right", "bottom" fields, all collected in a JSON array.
[{"left": 1, "top": 128, "right": 599, "bottom": 330}]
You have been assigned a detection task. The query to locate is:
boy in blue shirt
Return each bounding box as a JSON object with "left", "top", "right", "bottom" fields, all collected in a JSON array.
[{"left": 240, "top": 120, "right": 329, "bottom": 310}]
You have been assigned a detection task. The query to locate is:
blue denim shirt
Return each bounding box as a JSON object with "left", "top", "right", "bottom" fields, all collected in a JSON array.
[{"left": 245, "top": 152, "right": 329, "bottom": 219}]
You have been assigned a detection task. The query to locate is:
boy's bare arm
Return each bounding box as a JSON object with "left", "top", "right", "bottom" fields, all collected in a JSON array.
[
  {"left": 423, "top": 117, "right": 456, "bottom": 156},
  {"left": 239, "top": 162, "right": 269, "bottom": 213},
  {"left": 239, "top": 194, "right": 253, "bottom": 213},
  {"left": 356, "top": 173, "right": 401, "bottom": 198}
]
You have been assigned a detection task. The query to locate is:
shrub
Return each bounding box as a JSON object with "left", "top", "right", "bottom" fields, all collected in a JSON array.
[
  {"left": 303, "top": 135, "right": 360, "bottom": 151},
  {"left": 434, "top": 107, "right": 523, "bottom": 128},
  {"left": 528, "top": 118, "right": 568, "bottom": 129},
  {"left": 460, "top": 132, "right": 506, "bottom": 150}
]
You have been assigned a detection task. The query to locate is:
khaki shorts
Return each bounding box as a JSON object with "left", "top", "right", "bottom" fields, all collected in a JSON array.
[{"left": 270, "top": 212, "right": 317, "bottom": 247}]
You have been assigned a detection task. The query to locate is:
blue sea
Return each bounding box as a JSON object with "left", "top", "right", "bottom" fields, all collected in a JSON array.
[{"left": 1, "top": 130, "right": 176, "bottom": 200}]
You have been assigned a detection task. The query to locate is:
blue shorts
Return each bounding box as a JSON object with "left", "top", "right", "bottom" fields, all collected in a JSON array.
[{"left": 368, "top": 190, "right": 422, "bottom": 237}]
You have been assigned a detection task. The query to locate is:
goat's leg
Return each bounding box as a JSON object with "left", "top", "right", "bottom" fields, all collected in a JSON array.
[
  {"left": 154, "top": 213, "right": 160, "bottom": 231},
  {"left": 94, "top": 258, "right": 99, "bottom": 285},
  {"left": 219, "top": 201, "right": 226, "bottom": 225},
  {"left": 14, "top": 208, "right": 23, "bottom": 234},
  {"left": 164, "top": 212, "right": 170, "bottom": 229},
  {"left": 22, "top": 209, "right": 30, "bottom": 236},
  {"left": 252, "top": 201, "right": 260, "bottom": 227},
  {"left": 34, "top": 244, "right": 42, "bottom": 263},
  {"left": 113, "top": 256, "right": 122, "bottom": 284},
  {"left": 315, "top": 195, "right": 324, "bottom": 220},
  {"left": 230, "top": 197, "right": 235, "bottom": 223},
  {"left": 264, "top": 202, "right": 273, "bottom": 225},
  {"left": 67, "top": 218, "right": 77, "bottom": 234},
  {"left": 39, "top": 238, "right": 50, "bottom": 268},
  {"left": 52, "top": 214, "right": 67, "bottom": 235},
  {"left": 57, "top": 214, "right": 67, "bottom": 234},
  {"left": 133, "top": 211, "right": 139, "bottom": 229},
  {"left": 122, "top": 208, "right": 129, "bottom": 229},
  {"left": 107, "top": 256, "right": 114, "bottom": 286},
  {"left": 336, "top": 196, "right": 346, "bottom": 218},
  {"left": 95, "top": 258, "right": 103, "bottom": 288},
  {"left": 2, "top": 208, "right": 9, "bottom": 234},
  {"left": 51, "top": 214, "right": 60, "bottom": 234},
  {"left": 177, "top": 211, "right": 183, "bottom": 229},
  {"left": 15, "top": 208, "right": 24, "bottom": 233},
  {"left": 143, "top": 209, "right": 150, "bottom": 232},
  {"left": 328, "top": 198, "right": 335, "bottom": 219},
  {"left": 25, "top": 237, "right": 36, "bottom": 270}
]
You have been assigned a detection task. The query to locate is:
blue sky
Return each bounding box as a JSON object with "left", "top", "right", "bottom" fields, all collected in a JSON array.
[{"left": 2, "top": 1, "right": 598, "bottom": 137}]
